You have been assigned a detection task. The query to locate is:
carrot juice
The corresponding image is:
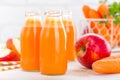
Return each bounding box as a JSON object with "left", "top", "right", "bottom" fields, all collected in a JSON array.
[
  {"left": 21, "top": 11, "right": 42, "bottom": 71},
  {"left": 40, "top": 11, "right": 67, "bottom": 75},
  {"left": 63, "top": 11, "right": 76, "bottom": 61}
]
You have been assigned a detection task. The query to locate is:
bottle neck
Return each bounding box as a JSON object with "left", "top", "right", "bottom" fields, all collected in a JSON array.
[
  {"left": 25, "top": 11, "right": 41, "bottom": 26},
  {"left": 44, "top": 11, "right": 64, "bottom": 28},
  {"left": 62, "top": 11, "right": 73, "bottom": 20}
]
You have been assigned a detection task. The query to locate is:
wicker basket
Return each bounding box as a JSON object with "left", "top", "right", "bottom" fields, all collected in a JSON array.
[{"left": 80, "top": 19, "right": 120, "bottom": 49}]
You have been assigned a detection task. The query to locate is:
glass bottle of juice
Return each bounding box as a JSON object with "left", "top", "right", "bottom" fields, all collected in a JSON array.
[
  {"left": 40, "top": 11, "right": 67, "bottom": 75},
  {"left": 20, "top": 11, "right": 42, "bottom": 71},
  {"left": 62, "top": 11, "right": 76, "bottom": 61}
]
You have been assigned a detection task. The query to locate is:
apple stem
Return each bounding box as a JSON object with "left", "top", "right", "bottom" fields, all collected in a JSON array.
[
  {"left": 82, "top": 46, "right": 86, "bottom": 52},
  {"left": 77, "top": 46, "right": 86, "bottom": 57}
]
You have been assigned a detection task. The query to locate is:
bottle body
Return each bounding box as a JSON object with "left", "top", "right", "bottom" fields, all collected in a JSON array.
[
  {"left": 40, "top": 11, "right": 67, "bottom": 75},
  {"left": 63, "top": 11, "right": 76, "bottom": 61},
  {"left": 21, "top": 11, "right": 42, "bottom": 71}
]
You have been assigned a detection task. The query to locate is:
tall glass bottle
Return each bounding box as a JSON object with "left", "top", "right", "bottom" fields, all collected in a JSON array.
[
  {"left": 20, "top": 11, "right": 42, "bottom": 71},
  {"left": 62, "top": 11, "right": 76, "bottom": 61},
  {"left": 40, "top": 11, "right": 67, "bottom": 75}
]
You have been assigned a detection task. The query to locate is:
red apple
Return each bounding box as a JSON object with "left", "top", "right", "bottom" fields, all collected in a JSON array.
[
  {"left": 6, "top": 38, "right": 20, "bottom": 54},
  {"left": 0, "top": 48, "right": 20, "bottom": 61},
  {"left": 75, "top": 33, "right": 111, "bottom": 68}
]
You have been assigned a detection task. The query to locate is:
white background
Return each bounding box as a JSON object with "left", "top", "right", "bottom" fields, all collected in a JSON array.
[
  {"left": 0, "top": 1, "right": 120, "bottom": 79},
  {"left": 0, "top": 0, "right": 119, "bottom": 42}
]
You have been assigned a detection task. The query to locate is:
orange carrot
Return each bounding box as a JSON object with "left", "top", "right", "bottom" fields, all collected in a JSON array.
[
  {"left": 82, "top": 5, "right": 91, "bottom": 18},
  {"left": 97, "top": 3, "right": 109, "bottom": 18},
  {"left": 89, "top": 9, "right": 102, "bottom": 18},
  {"left": 90, "top": 21, "right": 95, "bottom": 28},
  {"left": 92, "top": 54, "right": 120, "bottom": 74}
]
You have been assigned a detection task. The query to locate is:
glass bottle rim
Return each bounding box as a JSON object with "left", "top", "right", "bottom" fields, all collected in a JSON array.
[
  {"left": 62, "top": 10, "right": 72, "bottom": 15},
  {"left": 25, "top": 10, "right": 40, "bottom": 16},
  {"left": 44, "top": 10, "right": 62, "bottom": 17}
]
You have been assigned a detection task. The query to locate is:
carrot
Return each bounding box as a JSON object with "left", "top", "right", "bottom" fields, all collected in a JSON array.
[
  {"left": 117, "top": 24, "right": 120, "bottom": 46},
  {"left": 92, "top": 54, "right": 120, "bottom": 74},
  {"left": 89, "top": 9, "right": 102, "bottom": 18},
  {"left": 97, "top": 3, "right": 109, "bottom": 18},
  {"left": 82, "top": 5, "right": 91, "bottom": 18},
  {"left": 90, "top": 21, "right": 95, "bottom": 28}
]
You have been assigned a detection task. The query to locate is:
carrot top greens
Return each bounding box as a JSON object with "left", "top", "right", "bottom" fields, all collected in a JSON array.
[{"left": 109, "top": 2, "right": 120, "bottom": 24}]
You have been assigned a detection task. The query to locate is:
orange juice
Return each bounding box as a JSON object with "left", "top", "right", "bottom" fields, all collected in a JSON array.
[
  {"left": 21, "top": 11, "right": 42, "bottom": 71},
  {"left": 40, "top": 11, "right": 67, "bottom": 75},
  {"left": 63, "top": 11, "right": 76, "bottom": 61}
]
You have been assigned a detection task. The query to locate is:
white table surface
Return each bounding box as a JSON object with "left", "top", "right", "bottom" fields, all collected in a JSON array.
[{"left": 0, "top": 60, "right": 120, "bottom": 80}]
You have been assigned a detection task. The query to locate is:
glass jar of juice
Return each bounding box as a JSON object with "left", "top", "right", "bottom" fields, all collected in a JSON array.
[
  {"left": 40, "top": 11, "right": 67, "bottom": 75},
  {"left": 62, "top": 11, "right": 76, "bottom": 61},
  {"left": 20, "top": 11, "right": 42, "bottom": 71}
]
